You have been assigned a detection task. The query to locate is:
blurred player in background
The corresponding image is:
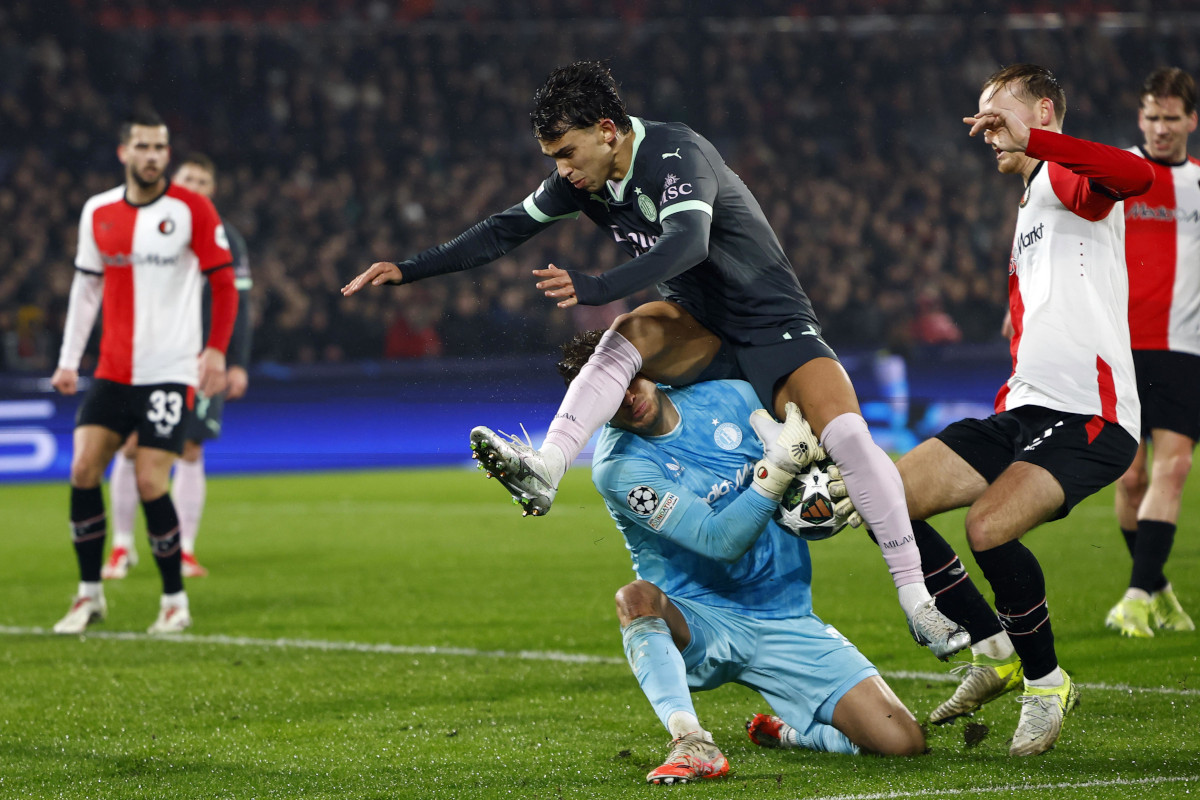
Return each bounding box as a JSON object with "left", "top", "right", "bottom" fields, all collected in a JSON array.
[
  {"left": 103, "top": 154, "right": 254, "bottom": 581},
  {"left": 343, "top": 60, "right": 966, "bottom": 659},
  {"left": 551, "top": 331, "right": 924, "bottom": 785},
  {"left": 862, "top": 65, "right": 1152, "bottom": 757},
  {"left": 50, "top": 111, "right": 237, "bottom": 634},
  {"left": 1104, "top": 66, "right": 1199, "bottom": 638}
]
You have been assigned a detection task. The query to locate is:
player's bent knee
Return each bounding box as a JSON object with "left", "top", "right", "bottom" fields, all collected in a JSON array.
[
  {"left": 1116, "top": 466, "right": 1148, "bottom": 497},
  {"left": 1156, "top": 451, "right": 1194, "bottom": 494},
  {"left": 69, "top": 461, "right": 105, "bottom": 489},
  {"left": 963, "top": 511, "right": 1016, "bottom": 553},
  {"left": 615, "top": 580, "right": 666, "bottom": 621}
]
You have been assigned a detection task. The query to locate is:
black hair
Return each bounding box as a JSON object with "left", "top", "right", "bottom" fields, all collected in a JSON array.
[
  {"left": 531, "top": 61, "right": 632, "bottom": 141},
  {"left": 556, "top": 329, "right": 606, "bottom": 385},
  {"left": 118, "top": 109, "right": 167, "bottom": 143}
]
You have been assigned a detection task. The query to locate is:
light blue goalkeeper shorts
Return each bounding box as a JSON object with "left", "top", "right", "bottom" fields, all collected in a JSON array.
[{"left": 672, "top": 595, "right": 878, "bottom": 729}]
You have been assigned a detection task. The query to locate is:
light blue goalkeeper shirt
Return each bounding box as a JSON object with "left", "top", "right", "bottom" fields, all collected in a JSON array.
[{"left": 591, "top": 380, "right": 813, "bottom": 619}]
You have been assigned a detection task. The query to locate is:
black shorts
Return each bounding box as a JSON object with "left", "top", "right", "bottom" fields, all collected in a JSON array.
[
  {"left": 76, "top": 378, "right": 194, "bottom": 455},
  {"left": 693, "top": 325, "right": 840, "bottom": 412},
  {"left": 1132, "top": 349, "right": 1200, "bottom": 442},
  {"left": 184, "top": 390, "right": 226, "bottom": 443},
  {"left": 935, "top": 405, "right": 1138, "bottom": 519}
]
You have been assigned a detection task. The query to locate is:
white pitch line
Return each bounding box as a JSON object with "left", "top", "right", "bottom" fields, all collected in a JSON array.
[
  {"left": 2, "top": 626, "right": 1198, "bottom": 696},
  {"left": 804, "top": 774, "right": 1199, "bottom": 800},
  {"left": 0, "top": 625, "right": 627, "bottom": 665}
]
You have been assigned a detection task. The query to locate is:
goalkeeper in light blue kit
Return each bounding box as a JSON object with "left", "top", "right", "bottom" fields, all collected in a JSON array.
[{"left": 552, "top": 331, "right": 926, "bottom": 786}]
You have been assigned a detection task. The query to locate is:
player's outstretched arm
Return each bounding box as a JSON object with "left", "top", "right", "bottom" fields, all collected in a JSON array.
[{"left": 342, "top": 262, "right": 404, "bottom": 296}]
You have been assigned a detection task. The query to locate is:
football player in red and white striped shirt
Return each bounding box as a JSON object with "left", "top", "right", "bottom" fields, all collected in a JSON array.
[
  {"left": 875, "top": 65, "right": 1152, "bottom": 757},
  {"left": 49, "top": 111, "right": 237, "bottom": 636},
  {"left": 1106, "top": 67, "right": 1200, "bottom": 638}
]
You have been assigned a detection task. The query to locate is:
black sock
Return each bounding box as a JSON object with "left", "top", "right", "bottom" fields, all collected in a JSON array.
[
  {"left": 70, "top": 486, "right": 107, "bottom": 583},
  {"left": 1120, "top": 527, "right": 1137, "bottom": 560},
  {"left": 1131, "top": 520, "right": 1175, "bottom": 594},
  {"left": 911, "top": 520, "right": 1004, "bottom": 644},
  {"left": 143, "top": 493, "right": 183, "bottom": 595},
  {"left": 971, "top": 539, "right": 1057, "bottom": 681}
]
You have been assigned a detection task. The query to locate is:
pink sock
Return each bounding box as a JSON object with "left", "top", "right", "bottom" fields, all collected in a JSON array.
[
  {"left": 109, "top": 450, "right": 138, "bottom": 548},
  {"left": 821, "top": 413, "right": 922, "bottom": 589},
  {"left": 541, "top": 329, "right": 643, "bottom": 480},
  {"left": 172, "top": 457, "right": 206, "bottom": 555}
]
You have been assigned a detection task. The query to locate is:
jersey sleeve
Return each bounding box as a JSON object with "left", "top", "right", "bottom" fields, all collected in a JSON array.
[
  {"left": 74, "top": 198, "right": 103, "bottom": 275},
  {"left": 399, "top": 174, "right": 579, "bottom": 284},
  {"left": 1027, "top": 129, "right": 1155, "bottom": 221},
  {"left": 224, "top": 222, "right": 253, "bottom": 367},
  {"left": 593, "top": 446, "right": 777, "bottom": 563},
  {"left": 523, "top": 172, "right": 585, "bottom": 223},
  {"left": 188, "top": 194, "right": 233, "bottom": 272},
  {"left": 570, "top": 141, "right": 717, "bottom": 306}
]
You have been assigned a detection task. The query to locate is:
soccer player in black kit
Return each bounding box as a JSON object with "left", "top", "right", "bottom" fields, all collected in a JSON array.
[{"left": 343, "top": 60, "right": 967, "bottom": 657}]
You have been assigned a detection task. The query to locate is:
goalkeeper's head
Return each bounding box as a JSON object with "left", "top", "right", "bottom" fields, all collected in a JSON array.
[{"left": 531, "top": 60, "right": 632, "bottom": 143}]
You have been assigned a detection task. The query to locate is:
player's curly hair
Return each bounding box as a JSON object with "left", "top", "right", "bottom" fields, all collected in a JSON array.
[
  {"left": 983, "top": 64, "right": 1067, "bottom": 127},
  {"left": 555, "top": 329, "right": 606, "bottom": 386},
  {"left": 531, "top": 61, "right": 632, "bottom": 142},
  {"left": 1143, "top": 66, "right": 1197, "bottom": 115}
]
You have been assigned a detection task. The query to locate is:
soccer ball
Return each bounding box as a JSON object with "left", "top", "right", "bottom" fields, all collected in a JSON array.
[{"left": 773, "top": 456, "right": 840, "bottom": 541}]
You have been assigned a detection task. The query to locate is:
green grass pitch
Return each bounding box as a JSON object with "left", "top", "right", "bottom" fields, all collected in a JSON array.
[{"left": 1, "top": 467, "right": 1197, "bottom": 799}]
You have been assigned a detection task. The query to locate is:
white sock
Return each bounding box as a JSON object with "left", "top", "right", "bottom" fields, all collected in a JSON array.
[
  {"left": 971, "top": 632, "right": 1016, "bottom": 661},
  {"left": 1123, "top": 587, "right": 1151, "bottom": 602},
  {"left": 161, "top": 590, "right": 189, "bottom": 610},
  {"left": 897, "top": 582, "right": 934, "bottom": 617},
  {"left": 539, "top": 444, "right": 568, "bottom": 486},
  {"left": 1026, "top": 666, "right": 1064, "bottom": 688},
  {"left": 540, "top": 330, "right": 643, "bottom": 485},
  {"left": 172, "top": 456, "right": 206, "bottom": 556},
  {"left": 666, "top": 711, "right": 703, "bottom": 739},
  {"left": 78, "top": 581, "right": 103, "bottom": 600},
  {"left": 109, "top": 451, "right": 138, "bottom": 547}
]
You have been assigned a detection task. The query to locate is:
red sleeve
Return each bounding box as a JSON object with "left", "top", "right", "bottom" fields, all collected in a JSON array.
[
  {"left": 170, "top": 185, "right": 233, "bottom": 271},
  {"left": 205, "top": 266, "right": 238, "bottom": 353},
  {"left": 1027, "top": 129, "right": 1155, "bottom": 221}
]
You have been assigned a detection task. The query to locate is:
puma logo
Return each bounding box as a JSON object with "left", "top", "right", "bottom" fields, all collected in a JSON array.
[{"left": 661, "top": 149, "right": 681, "bottom": 159}]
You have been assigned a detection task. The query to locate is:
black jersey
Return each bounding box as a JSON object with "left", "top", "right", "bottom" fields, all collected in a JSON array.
[
  {"left": 399, "top": 118, "right": 818, "bottom": 347},
  {"left": 201, "top": 219, "right": 253, "bottom": 368}
]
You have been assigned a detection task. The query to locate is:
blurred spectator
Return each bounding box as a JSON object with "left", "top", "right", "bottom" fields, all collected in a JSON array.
[
  {"left": 384, "top": 300, "right": 444, "bottom": 360},
  {"left": 910, "top": 287, "right": 964, "bottom": 346},
  {"left": 2, "top": 3, "right": 1198, "bottom": 370}
]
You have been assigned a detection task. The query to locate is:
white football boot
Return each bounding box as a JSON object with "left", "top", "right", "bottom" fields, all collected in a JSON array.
[
  {"left": 908, "top": 598, "right": 971, "bottom": 660},
  {"left": 53, "top": 594, "right": 107, "bottom": 634},
  {"left": 469, "top": 426, "right": 557, "bottom": 516},
  {"left": 147, "top": 601, "right": 192, "bottom": 634}
]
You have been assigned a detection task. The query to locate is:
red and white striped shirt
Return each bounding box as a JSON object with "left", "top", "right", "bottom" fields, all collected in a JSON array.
[
  {"left": 1124, "top": 147, "right": 1200, "bottom": 357},
  {"left": 70, "top": 182, "right": 234, "bottom": 386},
  {"left": 998, "top": 129, "right": 1154, "bottom": 442}
]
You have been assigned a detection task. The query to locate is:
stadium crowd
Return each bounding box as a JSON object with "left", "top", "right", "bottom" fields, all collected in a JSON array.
[{"left": 2, "top": 1, "right": 1198, "bottom": 371}]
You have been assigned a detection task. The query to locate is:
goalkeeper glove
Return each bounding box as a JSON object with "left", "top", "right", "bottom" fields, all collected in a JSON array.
[{"left": 748, "top": 402, "right": 824, "bottom": 500}]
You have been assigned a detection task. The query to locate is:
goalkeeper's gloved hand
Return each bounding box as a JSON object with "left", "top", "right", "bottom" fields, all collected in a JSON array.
[
  {"left": 748, "top": 402, "right": 825, "bottom": 500},
  {"left": 825, "top": 465, "right": 861, "bottom": 535},
  {"left": 832, "top": 487, "right": 865, "bottom": 533}
]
